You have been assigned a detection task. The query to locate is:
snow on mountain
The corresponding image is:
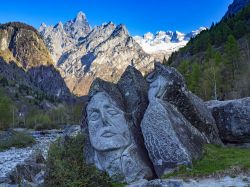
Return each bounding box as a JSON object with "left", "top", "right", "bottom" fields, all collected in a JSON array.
[{"left": 134, "top": 27, "right": 207, "bottom": 59}]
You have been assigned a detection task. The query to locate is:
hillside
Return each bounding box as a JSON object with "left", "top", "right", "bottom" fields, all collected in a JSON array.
[
  {"left": 0, "top": 22, "right": 80, "bottom": 130},
  {"left": 167, "top": 4, "right": 250, "bottom": 100}
]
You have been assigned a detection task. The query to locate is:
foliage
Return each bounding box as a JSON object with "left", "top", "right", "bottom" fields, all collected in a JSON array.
[
  {"left": 181, "top": 4, "right": 250, "bottom": 55},
  {"left": 0, "top": 89, "right": 13, "bottom": 130},
  {"left": 0, "top": 131, "right": 35, "bottom": 151},
  {"left": 166, "top": 5, "right": 250, "bottom": 100},
  {"left": 163, "top": 144, "right": 250, "bottom": 179},
  {"left": 44, "top": 133, "right": 124, "bottom": 187}
]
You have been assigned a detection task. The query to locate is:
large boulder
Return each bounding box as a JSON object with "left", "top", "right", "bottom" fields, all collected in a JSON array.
[
  {"left": 7, "top": 150, "right": 46, "bottom": 186},
  {"left": 117, "top": 65, "right": 149, "bottom": 132},
  {"left": 206, "top": 97, "right": 250, "bottom": 143},
  {"left": 146, "top": 62, "right": 222, "bottom": 145},
  {"left": 82, "top": 78, "right": 154, "bottom": 183},
  {"left": 141, "top": 99, "right": 206, "bottom": 177},
  {"left": 117, "top": 66, "right": 155, "bottom": 176}
]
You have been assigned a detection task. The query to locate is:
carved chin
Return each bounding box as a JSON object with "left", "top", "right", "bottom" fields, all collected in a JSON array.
[{"left": 91, "top": 135, "right": 130, "bottom": 152}]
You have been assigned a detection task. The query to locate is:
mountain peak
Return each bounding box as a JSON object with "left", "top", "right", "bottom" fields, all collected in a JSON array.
[
  {"left": 54, "top": 21, "right": 64, "bottom": 31},
  {"left": 112, "top": 24, "right": 129, "bottom": 37},
  {"left": 75, "top": 11, "right": 87, "bottom": 22},
  {"left": 38, "top": 23, "right": 47, "bottom": 32},
  {"left": 144, "top": 32, "right": 154, "bottom": 40}
]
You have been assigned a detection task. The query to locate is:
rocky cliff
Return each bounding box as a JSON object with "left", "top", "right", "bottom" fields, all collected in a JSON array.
[
  {"left": 0, "top": 22, "right": 72, "bottom": 100},
  {"left": 40, "top": 14, "right": 155, "bottom": 96}
]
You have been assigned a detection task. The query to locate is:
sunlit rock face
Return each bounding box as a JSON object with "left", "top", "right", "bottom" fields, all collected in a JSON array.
[
  {"left": 148, "top": 62, "right": 222, "bottom": 145},
  {"left": 141, "top": 70, "right": 207, "bottom": 177},
  {"left": 84, "top": 79, "right": 153, "bottom": 183}
]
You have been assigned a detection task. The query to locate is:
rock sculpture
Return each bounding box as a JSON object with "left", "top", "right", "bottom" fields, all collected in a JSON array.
[
  {"left": 141, "top": 71, "right": 207, "bottom": 177},
  {"left": 84, "top": 78, "right": 153, "bottom": 183},
  {"left": 82, "top": 63, "right": 226, "bottom": 182},
  {"left": 147, "top": 62, "right": 222, "bottom": 145}
]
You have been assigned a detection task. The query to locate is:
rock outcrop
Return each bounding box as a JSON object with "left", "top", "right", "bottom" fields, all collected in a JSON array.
[
  {"left": 141, "top": 66, "right": 206, "bottom": 177},
  {"left": 146, "top": 62, "right": 221, "bottom": 145},
  {"left": 0, "top": 22, "right": 53, "bottom": 69},
  {"left": 117, "top": 66, "right": 155, "bottom": 177},
  {"left": 141, "top": 99, "right": 206, "bottom": 177},
  {"left": 0, "top": 22, "right": 73, "bottom": 100},
  {"left": 82, "top": 64, "right": 224, "bottom": 182},
  {"left": 83, "top": 78, "right": 154, "bottom": 183},
  {"left": 206, "top": 98, "right": 250, "bottom": 143}
]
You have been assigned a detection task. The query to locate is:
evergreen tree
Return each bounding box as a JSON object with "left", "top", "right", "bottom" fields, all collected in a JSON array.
[
  {"left": 0, "top": 90, "right": 12, "bottom": 130},
  {"left": 189, "top": 63, "right": 201, "bottom": 94},
  {"left": 225, "top": 35, "right": 240, "bottom": 80}
]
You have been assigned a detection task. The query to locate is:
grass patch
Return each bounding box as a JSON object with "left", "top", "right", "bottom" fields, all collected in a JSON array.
[
  {"left": 44, "top": 133, "right": 126, "bottom": 187},
  {"left": 164, "top": 144, "right": 250, "bottom": 179},
  {"left": 0, "top": 131, "right": 35, "bottom": 151}
]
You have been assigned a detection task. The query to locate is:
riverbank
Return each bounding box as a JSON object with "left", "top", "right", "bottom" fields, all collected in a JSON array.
[{"left": 0, "top": 126, "right": 80, "bottom": 184}]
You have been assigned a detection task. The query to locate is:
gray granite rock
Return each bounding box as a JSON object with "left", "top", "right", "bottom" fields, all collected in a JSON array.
[
  {"left": 206, "top": 97, "right": 250, "bottom": 143},
  {"left": 117, "top": 66, "right": 155, "bottom": 176},
  {"left": 117, "top": 65, "right": 149, "bottom": 132},
  {"left": 141, "top": 99, "right": 206, "bottom": 177},
  {"left": 146, "top": 62, "right": 222, "bottom": 145},
  {"left": 84, "top": 78, "right": 154, "bottom": 183},
  {"left": 127, "top": 179, "right": 183, "bottom": 187},
  {"left": 7, "top": 151, "right": 45, "bottom": 185}
]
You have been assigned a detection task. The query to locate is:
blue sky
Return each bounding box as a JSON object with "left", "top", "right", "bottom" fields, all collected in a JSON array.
[{"left": 0, "top": 0, "right": 233, "bottom": 36}]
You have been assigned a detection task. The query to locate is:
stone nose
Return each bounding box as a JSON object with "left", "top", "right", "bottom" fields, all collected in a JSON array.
[{"left": 100, "top": 111, "right": 110, "bottom": 127}]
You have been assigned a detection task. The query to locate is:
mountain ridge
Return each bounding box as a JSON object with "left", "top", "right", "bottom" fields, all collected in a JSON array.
[
  {"left": 39, "top": 12, "right": 206, "bottom": 96},
  {"left": 133, "top": 27, "right": 206, "bottom": 59},
  {"left": 39, "top": 13, "right": 155, "bottom": 96}
]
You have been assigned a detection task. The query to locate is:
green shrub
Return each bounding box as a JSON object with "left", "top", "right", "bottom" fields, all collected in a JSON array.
[
  {"left": 0, "top": 131, "right": 35, "bottom": 151},
  {"left": 163, "top": 144, "right": 250, "bottom": 179},
  {"left": 44, "top": 134, "right": 121, "bottom": 187},
  {"left": 26, "top": 112, "right": 59, "bottom": 130},
  {"left": 0, "top": 89, "right": 12, "bottom": 130}
]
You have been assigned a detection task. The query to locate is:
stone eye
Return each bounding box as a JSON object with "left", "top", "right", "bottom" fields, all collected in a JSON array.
[
  {"left": 89, "top": 111, "right": 100, "bottom": 121},
  {"left": 107, "top": 109, "right": 119, "bottom": 115}
]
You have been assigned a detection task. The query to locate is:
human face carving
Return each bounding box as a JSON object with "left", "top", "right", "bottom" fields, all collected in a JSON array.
[
  {"left": 87, "top": 92, "right": 131, "bottom": 151},
  {"left": 147, "top": 74, "right": 167, "bottom": 102}
]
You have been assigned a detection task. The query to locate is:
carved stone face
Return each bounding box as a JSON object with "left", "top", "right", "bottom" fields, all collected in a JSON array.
[
  {"left": 87, "top": 92, "right": 131, "bottom": 152},
  {"left": 147, "top": 74, "right": 167, "bottom": 102}
]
